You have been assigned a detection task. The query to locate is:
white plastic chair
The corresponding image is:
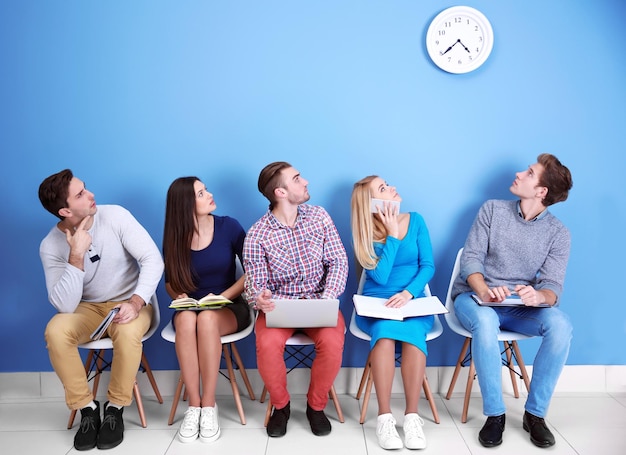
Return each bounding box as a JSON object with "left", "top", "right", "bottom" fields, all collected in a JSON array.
[
  {"left": 161, "top": 306, "right": 256, "bottom": 425},
  {"left": 349, "top": 271, "right": 443, "bottom": 424},
  {"left": 259, "top": 330, "right": 345, "bottom": 426},
  {"left": 444, "top": 248, "right": 532, "bottom": 423},
  {"left": 67, "top": 294, "right": 163, "bottom": 429}
]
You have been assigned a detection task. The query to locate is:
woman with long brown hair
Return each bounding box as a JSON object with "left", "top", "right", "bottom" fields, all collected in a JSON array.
[{"left": 163, "top": 177, "right": 250, "bottom": 444}]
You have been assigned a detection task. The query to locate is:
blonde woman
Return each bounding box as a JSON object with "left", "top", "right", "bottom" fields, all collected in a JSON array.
[{"left": 351, "top": 176, "right": 435, "bottom": 450}]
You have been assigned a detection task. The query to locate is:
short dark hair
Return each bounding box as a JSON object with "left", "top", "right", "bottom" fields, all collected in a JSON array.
[
  {"left": 257, "top": 161, "right": 292, "bottom": 209},
  {"left": 537, "top": 154, "right": 573, "bottom": 206},
  {"left": 38, "top": 169, "right": 74, "bottom": 220}
]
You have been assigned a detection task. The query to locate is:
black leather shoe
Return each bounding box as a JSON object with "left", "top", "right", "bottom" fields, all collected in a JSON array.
[
  {"left": 74, "top": 401, "right": 100, "bottom": 451},
  {"left": 97, "top": 402, "right": 124, "bottom": 450},
  {"left": 523, "top": 411, "right": 555, "bottom": 448},
  {"left": 267, "top": 402, "right": 290, "bottom": 438},
  {"left": 306, "top": 403, "right": 331, "bottom": 436},
  {"left": 478, "top": 414, "right": 505, "bottom": 447}
]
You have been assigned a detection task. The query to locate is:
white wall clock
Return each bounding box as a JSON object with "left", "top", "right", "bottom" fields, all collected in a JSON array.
[{"left": 426, "top": 6, "right": 494, "bottom": 74}]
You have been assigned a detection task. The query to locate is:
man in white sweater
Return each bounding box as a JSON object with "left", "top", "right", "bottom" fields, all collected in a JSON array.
[{"left": 38, "top": 169, "right": 163, "bottom": 451}]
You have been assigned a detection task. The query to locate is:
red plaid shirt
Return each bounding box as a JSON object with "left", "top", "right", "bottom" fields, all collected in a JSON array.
[{"left": 243, "top": 204, "right": 348, "bottom": 303}]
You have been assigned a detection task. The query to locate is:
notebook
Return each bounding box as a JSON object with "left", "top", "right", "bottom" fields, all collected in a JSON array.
[{"left": 265, "top": 298, "right": 340, "bottom": 328}]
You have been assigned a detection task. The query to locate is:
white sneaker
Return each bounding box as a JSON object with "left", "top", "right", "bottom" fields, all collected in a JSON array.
[
  {"left": 178, "top": 406, "right": 200, "bottom": 443},
  {"left": 403, "top": 413, "right": 426, "bottom": 450},
  {"left": 199, "top": 405, "right": 221, "bottom": 443},
  {"left": 376, "top": 413, "right": 403, "bottom": 450}
]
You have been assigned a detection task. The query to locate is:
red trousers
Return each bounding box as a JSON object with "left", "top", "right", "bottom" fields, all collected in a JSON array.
[{"left": 255, "top": 311, "right": 345, "bottom": 411}]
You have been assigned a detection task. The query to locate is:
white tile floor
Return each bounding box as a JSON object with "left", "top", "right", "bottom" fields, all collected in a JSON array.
[{"left": 1, "top": 390, "right": 624, "bottom": 455}]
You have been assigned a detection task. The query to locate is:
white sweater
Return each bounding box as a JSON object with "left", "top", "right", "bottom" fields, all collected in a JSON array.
[{"left": 40, "top": 205, "right": 164, "bottom": 313}]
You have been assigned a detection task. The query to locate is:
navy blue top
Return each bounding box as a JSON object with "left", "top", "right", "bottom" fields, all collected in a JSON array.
[{"left": 189, "top": 215, "right": 245, "bottom": 300}]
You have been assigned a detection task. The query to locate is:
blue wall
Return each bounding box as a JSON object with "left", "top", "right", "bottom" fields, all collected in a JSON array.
[{"left": 1, "top": 1, "right": 625, "bottom": 373}]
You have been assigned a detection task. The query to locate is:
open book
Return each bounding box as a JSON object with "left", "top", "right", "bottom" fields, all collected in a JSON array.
[
  {"left": 471, "top": 294, "right": 550, "bottom": 307},
  {"left": 169, "top": 294, "right": 232, "bottom": 310},
  {"left": 353, "top": 294, "right": 448, "bottom": 321},
  {"left": 90, "top": 307, "right": 120, "bottom": 341}
]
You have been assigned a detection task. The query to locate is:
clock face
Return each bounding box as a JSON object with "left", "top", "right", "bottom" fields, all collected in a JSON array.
[{"left": 426, "top": 6, "right": 494, "bottom": 74}]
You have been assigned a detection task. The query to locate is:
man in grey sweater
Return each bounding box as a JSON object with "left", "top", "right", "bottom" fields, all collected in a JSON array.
[
  {"left": 452, "top": 154, "right": 573, "bottom": 449},
  {"left": 38, "top": 169, "right": 163, "bottom": 451}
]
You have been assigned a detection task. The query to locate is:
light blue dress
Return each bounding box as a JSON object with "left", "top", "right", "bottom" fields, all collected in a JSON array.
[{"left": 355, "top": 212, "right": 435, "bottom": 354}]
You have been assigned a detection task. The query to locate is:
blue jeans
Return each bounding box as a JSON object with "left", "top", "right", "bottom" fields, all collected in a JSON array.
[{"left": 454, "top": 292, "right": 572, "bottom": 418}]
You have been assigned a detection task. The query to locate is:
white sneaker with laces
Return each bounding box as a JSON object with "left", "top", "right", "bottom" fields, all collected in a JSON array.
[
  {"left": 199, "top": 405, "right": 221, "bottom": 443},
  {"left": 178, "top": 406, "right": 201, "bottom": 443},
  {"left": 376, "top": 413, "right": 403, "bottom": 450},
  {"left": 403, "top": 413, "right": 426, "bottom": 450}
]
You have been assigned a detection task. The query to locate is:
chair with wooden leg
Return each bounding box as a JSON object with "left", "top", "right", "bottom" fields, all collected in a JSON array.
[
  {"left": 67, "top": 294, "right": 163, "bottom": 429},
  {"left": 259, "top": 331, "right": 345, "bottom": 427},
  {"left": 161, "top": 307, "right": 256, "bottom": 425},
  {"left": 443, "top": 248, "right": 533, "bottom": 423},
  {"left": 349, "top": 270, "right": 443, "bottom": 424}
]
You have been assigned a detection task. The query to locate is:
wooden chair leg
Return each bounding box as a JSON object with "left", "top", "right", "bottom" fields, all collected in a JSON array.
[
  {"left": 168, "top": 375, "right": 185, "bottom": 426},
  {"left": 223, "top": 345, "right": 246, "bottom": 425},
  {"left": 511, "top": 341, "right": 531, "bottom": 392},
  {"left": 461, "top": 360, "right": 475, "bottom": 423},
  {"left": 141, "top": 352, "right": 163, "bottom": 404},
  {"left": 329, "top": 385, "right": 344, "bottom": 423},
  {"left": 260, "top": 385, "right": 268, "bottom": 404},
  {"left": 360, "top": 366, "right": 374, "bottom": 424},
  {"left": 446, "top": 337, "right": 470, "bottom": 399},
  {"left": 264, "top": 398, "right": 272, "bottom": 427},
  {"left": 91, "top": 350, "right": 105, "bottom": 399},
  {"left": 356, "top": 354, "right": 371, "bottom": 400},
  {"left": 230, "top": 343, "right": 255, "bottom": 401},
  {"left": 503, "top": 341, "right": 520, "bottom": 398},
  {"left": 422, "top": 375, "right": 440, "bottom": 424},
  {"left": 133, "top": 380, "right": 147, "bottom": 428}
]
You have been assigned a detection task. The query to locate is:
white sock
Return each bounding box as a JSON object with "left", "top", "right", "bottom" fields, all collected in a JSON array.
[
  {"left": 107, "top": 402, "right": 123, "bottom": 410},
  {"left": 84, "top": 401, "right": 97, "bottom": 410}
]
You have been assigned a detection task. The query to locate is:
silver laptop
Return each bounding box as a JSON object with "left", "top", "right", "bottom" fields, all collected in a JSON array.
[{"left": 265, "top": 299, "right": 340, "bottom": 328}]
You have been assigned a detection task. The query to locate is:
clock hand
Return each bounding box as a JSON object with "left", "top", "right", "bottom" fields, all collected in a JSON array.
[
  {"left": 441, "top": 39, "right": 461, "bottom": 55},
  {"left": 458, "top": 39, "right": 471, "bottom": 53}
]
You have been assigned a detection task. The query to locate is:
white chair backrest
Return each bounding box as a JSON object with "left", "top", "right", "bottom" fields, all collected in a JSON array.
[
  {"left": 443, "top": 248, "right": 466, "bottom": 334},
  {"left": 144, "top": 294, "right": 161, "bottom": 341},
  {"left": 235, "top": 256, "right": 244, "bottom": 279}
]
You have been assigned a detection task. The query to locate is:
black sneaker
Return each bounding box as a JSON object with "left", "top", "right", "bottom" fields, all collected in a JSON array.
[
  {"left": 96, "top": 402, "right": 124, "bottom": 450},
  {"left": 267, "top": 402, "right": 290, "bottom": 438},
  {"left": 74, "top": 401, "right": 100, "bottom": 451},
  {"left": 306, "top": 403, "right": 331, "bottom": 436}
]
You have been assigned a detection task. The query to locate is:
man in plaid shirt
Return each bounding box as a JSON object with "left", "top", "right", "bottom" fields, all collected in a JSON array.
[{"left": 244, "top": 161, "right": 348, "bottom": 438}]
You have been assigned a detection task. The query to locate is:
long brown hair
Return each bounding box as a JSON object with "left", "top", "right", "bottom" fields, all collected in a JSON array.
[{"left": 163, "top": 177, "right": 200, "bottom": 294}]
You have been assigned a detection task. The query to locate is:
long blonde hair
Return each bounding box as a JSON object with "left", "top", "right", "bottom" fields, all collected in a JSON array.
[{"left": 350, "top": 175, "right": 388, "bottom": 270}]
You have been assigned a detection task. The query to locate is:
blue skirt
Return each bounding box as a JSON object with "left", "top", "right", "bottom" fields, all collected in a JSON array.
[{"left": 355, "top": 313, "right": 434, "bottom": 355}]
